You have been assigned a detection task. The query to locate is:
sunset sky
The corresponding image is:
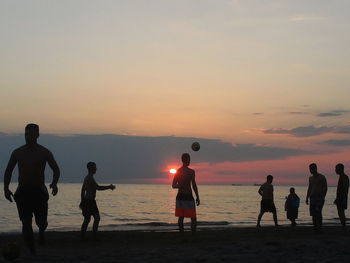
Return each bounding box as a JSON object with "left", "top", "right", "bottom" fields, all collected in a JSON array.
[{"left": 1, "top": 1, "right": 350, "bottom": 185}]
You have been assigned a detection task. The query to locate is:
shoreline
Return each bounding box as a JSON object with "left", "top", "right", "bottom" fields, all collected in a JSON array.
[
  {"left": 1, "top": 226, "right": 350, "bottom": 262},
  {"left": 1, "top": 221, "right": 342, "bottom": 235},
  {"left": 0, "top": 221, "right": 319, "bottom": 235}
]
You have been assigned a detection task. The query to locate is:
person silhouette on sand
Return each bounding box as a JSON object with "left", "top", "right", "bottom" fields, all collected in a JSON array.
[
  {"left": 306, "top": 163, "right": 327, "bottom": 231},
  {"left": 3, "top": 123, "right": 60, "bottom": 254},
  {"left": 172, "top": 153, "right": 200, "bottom": 233},
  {"left": 285, "top": 187, "right": 300, "bottom": 227},
  {"left": 334, "top": 163, "right": 349, "bottom": 229},
  {"left": 257, "top": 175, "right": 279, "bottom": 227},
  {"left": 80, "top": 162, "right": 115, "bottom": 241}
]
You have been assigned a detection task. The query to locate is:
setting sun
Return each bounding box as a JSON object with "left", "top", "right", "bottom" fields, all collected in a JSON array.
[{"left": 169, "top": 169, "right": 177, "bottom": 174}]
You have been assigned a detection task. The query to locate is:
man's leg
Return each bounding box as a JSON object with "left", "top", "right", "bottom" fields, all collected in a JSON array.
[
  {"left": 81, "top": 215, "right": 91, "bottom": 240},
  {"left": 313, "top": 214, "right": 322, "bottom": 231},
  {"left": 316, "top": 215, "right": 322, "bottom": 230},
  {"left": 273, "top": 211, "right": 279, "bottom": 226},
  {"left": 178, "top": 216, "right": 184, "bottom": 232},
  {"left": 22, "top": 217, "right": 36, "bottom": 254},
  {"left": 312, "top": 216, "right": 317, "bottom": 230},
  {"left": 191, "top": 217, "right": 197, "bottom": 233},
  {"left": 34, "top": 193, "right": 49, "bottom": 245},
  {"left": 15, "top": 194, "right": 36, "bottom": 254},
  {"left": 92, "top": 213, "right": 100, "bottom": 240},
  {"left": 338, "top": 208, "right": 346, "bottom": 228},
  {"left": 291, "top": 219, "right": 296, "bottom": 226},
  {"left": 35, "top": 217, "right": 48, "bottom": 245},
  {"left": 257, "top": 212, "right": 264, "bottom": 227}
]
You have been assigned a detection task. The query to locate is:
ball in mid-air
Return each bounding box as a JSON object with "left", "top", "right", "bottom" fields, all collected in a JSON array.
[
  {"left": 2, "top": 242, "right": 20, "bottom": 261},
  {"left": 191, "top": 142, "right": 200, "bottom": 151}
]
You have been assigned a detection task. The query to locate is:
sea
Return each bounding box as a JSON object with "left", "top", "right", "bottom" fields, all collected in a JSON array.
[{"left": 0, "top": 184, "right": 343, "bottom": 233}]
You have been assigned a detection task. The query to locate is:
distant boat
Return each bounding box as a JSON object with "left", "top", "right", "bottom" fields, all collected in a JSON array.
[
  {"left": 231, "top": 184, "right": 242, "bottom": 186},
  {"left": 254, "top": 184, "right": 261, "bottom": 186}
]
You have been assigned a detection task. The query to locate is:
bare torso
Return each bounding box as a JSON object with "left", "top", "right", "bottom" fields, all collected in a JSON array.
[
  {"left": 12, "top": 144, "right": 54, "bottom": 187},
  {"left": 309, "top": 173, "right": 327, "bottom": 197},
  {"left": 175, "top": 166, "right": 195, "bottom": 195},
  {"left": 259, "top": 182, "right": 274, "bottom": 200},
  {"left": 83, "top": 175, "right": 98, "bottom": 200},
  {"left": 337, "top": 174, "right": 349, "bottom": 199}
]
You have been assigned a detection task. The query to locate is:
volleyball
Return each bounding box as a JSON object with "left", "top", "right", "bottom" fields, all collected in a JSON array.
[{"left": 191, "top": 142, "right": 200, "bottom": 151}]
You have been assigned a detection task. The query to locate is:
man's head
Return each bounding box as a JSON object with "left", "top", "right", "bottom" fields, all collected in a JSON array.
[
  {"left": 336, "top": 163, "right": 344, "bottom": 175},
  {"left": 25, "top": 123, "right": 39, "bottom": 145},
  {"left": 309, "top": 163, "right": 317, "bottom": 175},
  {"left": 266, "top": 175, "right": 273, "bottom": 183},
  {"left": 87, "top": 162, "right": 97, "bottom": 174},
  {"left": 181, "top": 153, "right": 191, "bottom": 167},
  {"left": 290, "top": 187, "right": 295, "bottom": 194}
]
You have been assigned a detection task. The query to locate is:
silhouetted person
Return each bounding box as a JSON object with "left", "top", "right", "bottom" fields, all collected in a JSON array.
[
  {"left": 80, "top": 162, "right": 115, "bottom": 240},
  {"left": 257, "top": 175, "right": 278, "bottom": 227},
  {"left": 3, "top": 124, "right": 60, "bottom": 254},
  {"left": 334, "top": 163, "right": 349, "bottom": 229},
  {"left": 306, "top": 163, "right": 327, "bottom": 231},
  {"left": 285, "top": 187, "right": 300, "bottom": 226},
  {"left": 172, "top": 153, "right": 200, "bottom": 233}
]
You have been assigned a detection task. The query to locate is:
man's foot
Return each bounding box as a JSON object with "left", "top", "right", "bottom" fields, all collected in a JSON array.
[
  {"left": 291, "top": 222, "right": 297, "bottom": 227},
  {"left": 256, "top": 224, "right": 261, "bottom": 228}
]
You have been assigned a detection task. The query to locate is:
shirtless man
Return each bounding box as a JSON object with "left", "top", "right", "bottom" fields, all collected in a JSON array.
[
  {"left": 3, "top": 123, "right": 60, "bottom": 254},
  {"left": 257, "top": 175, "right": 278, "bottom": 227},
  {"left": 172, "top": 153, "right": 200, "bottom": 233},
  {"left": 334, "top": 163, "right": 349, "bottom": 229},
  {"left": 306, "top": 163, "right": 327, "bottom": 231},
  {"left": 80, "top": 162, "right": 115, "bottom": 240}
]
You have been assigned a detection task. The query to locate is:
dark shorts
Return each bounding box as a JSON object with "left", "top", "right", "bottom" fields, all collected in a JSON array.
[
  {"left": 14, "top": 186, "right": 49, "bottom": 221},
  {"left": 82, "top": 199, "right": 99, "bottom": 217},
  {"left": 260, "top": 199, "right": 276, "bottom": 213},
  {"left": 309, "top": 196, "right": 325, "bottom": 217}
]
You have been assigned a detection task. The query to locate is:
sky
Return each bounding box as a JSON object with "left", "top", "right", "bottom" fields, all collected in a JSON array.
[{"left": 1, "top": 0, "right": 350, "bottom": 185}]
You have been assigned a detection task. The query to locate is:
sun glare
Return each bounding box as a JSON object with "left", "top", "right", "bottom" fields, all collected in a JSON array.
[{"left": 169, "top": 169, "right": 177, "bottom": 174}]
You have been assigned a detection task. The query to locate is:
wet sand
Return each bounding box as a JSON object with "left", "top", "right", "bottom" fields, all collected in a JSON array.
[{"left": 1, "top": 226, "right": 350, "bottom": 262}]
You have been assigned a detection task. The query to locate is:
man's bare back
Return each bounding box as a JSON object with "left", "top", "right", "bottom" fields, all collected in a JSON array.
[{"left": 174, "top": 166, "right": 195, "bottom": 195}]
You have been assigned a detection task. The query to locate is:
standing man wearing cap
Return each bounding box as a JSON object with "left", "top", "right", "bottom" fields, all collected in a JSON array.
[{"left": 3, "top": 123, "right": 60, "bottom": 254}]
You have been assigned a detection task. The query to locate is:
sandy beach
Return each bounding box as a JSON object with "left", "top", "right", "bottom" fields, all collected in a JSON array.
[{"left": 1, "top": 226, "right": 350, "bottom": 262}]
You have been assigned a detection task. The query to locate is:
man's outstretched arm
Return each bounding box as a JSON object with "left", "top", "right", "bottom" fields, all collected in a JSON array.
[
  {"left": 96, "top": 184, "right": 115, "bottom": 191},
  {"left": 4, "top": 152, "right": 17, "bottom": 202}
]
